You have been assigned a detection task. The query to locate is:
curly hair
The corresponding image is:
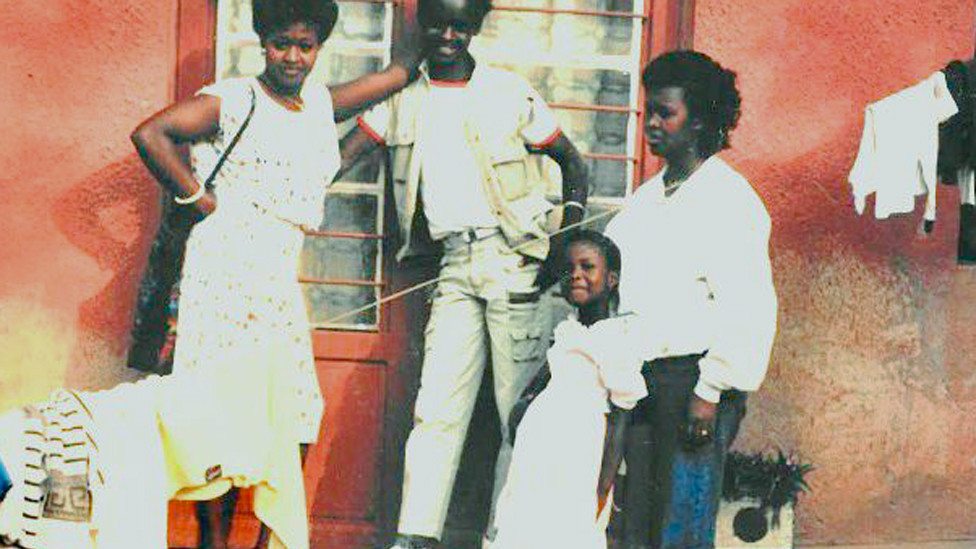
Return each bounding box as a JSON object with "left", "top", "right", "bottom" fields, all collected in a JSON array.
[
  {"left": 565, "top": 230, "right": 621, "bottom": 277},
  {"left": 252, "top": 0, "right": 339, "bottom": 44},
  {"left": 642, "top": 50, "right": 742, "bottom": 157},
  {"left": 562, "top": 229, "right": 622, "bottom": 309}
]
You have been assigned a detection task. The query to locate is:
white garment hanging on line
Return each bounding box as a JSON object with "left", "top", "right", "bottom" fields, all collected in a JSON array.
[{"left": 849, "top": 71, "right": 959, "bottom": 221}]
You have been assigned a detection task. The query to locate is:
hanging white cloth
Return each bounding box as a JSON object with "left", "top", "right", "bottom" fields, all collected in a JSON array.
[{"left": 849, "top": 71, "right": 959, "bottom": 221}]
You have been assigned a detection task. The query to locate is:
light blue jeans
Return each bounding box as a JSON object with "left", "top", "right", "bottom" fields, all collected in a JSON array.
[
  {"left": 622, "top": 358, "right": 747, "bottom": 549},
  {"left": 659, "top": 392, "right": 745, "bottom": 549}
]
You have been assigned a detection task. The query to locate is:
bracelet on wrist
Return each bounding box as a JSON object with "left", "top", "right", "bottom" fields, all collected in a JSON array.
[
  {"left": 174, "top": 185, "right": 206, "bottom": 205},
  {"left": 564, "top": 200, "right": 585, "bottom": 211}
]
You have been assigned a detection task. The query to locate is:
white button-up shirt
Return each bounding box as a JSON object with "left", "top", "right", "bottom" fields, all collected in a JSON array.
[{"left": 604, "top": 156, "right": 778, "bottom": 402}]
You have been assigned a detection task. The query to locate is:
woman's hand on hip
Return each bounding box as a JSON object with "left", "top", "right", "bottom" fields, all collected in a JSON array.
[
  {"left": 194, "top": 190, "right": 218, "bottom": 218},
  {"left": 177, "top": 190, "right": 217, "bottom": 224}
]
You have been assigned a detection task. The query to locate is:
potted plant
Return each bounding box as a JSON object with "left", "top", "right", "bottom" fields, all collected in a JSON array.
[{"left": 715, "top": 450, "right": 813, "bottom": 548}]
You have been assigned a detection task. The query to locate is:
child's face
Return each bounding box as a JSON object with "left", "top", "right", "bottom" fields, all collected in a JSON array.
[
  {"left": 418, "top": 0, "right": 483, "bottom": 65},
  {"left": 561, "top": 242, "right": 616, "bottom": 308}
]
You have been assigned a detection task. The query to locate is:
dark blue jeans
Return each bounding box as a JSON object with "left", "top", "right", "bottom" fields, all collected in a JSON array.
[{"left": 621, "top": 356, "right": 747, "bottom": 549}]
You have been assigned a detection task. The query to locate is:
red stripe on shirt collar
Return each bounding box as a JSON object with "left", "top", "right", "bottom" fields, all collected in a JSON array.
[{"left": 429, "top": 78, "right": 470, "bottom": 88}]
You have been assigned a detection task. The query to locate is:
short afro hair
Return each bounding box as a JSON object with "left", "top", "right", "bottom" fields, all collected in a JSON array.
[
  {"left": 642, "top": 50, "right": 741, "bottom": 157},
  {"left": 252, "top": 0, "right": 339, "bottom": 44},
  {"left": 418, "top": 0, "right": 493, "bottom": 30}
]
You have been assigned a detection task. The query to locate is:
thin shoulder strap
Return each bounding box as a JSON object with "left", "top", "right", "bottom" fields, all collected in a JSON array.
[{"left": 203, "top": 85, "right": 257, "bottom": 190}]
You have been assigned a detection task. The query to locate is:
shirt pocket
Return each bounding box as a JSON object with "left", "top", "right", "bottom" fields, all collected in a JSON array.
[
  {"left": 507, "top": 299, "right": 546, "bottom": 364},
  {"left": 484, "top": 138, "right": 532, "bottom": 201}
]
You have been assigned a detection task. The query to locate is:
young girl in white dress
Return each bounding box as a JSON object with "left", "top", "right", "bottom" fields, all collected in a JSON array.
[{"left": 490, "top": 230, "right": 648, "bottom": 549}]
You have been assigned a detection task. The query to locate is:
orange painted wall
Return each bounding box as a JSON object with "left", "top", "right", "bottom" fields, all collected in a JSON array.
[
  {"left": 0, "top": 0, "right": 177, "bottom": 406},
  {"left": 691, "top": 0, "right": 976, "bottom": 544}
]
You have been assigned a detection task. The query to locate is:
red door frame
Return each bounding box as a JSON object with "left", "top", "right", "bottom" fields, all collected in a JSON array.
[{"left": 175, "top": 0, "right": 218, "bottom": 102}]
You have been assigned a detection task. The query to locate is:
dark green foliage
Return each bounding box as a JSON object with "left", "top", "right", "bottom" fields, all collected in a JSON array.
[{"left": 722, "top": 450, "right": 813, "bottom": 528}]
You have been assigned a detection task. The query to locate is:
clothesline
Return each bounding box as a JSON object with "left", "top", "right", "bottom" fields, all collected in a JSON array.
[{"left": 324, "top": 207, "right": 620, "bottom": 324}]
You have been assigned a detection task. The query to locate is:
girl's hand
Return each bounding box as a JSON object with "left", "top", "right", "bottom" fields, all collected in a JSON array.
[
  {"left": 330, "top": 17, "right": 427, "bottom": 122},
  {"left": 689, "top": 394, "right": 717, "bottom": 422}
]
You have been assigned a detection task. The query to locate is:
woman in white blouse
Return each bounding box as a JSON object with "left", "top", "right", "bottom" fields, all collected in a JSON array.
[{"left": 605, "top": 50, "right": 777, "bottom": 549}]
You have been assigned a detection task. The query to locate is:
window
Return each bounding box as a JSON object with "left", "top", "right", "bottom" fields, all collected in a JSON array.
[
  {"left": 473, "top": 0, "right": 652, "bottom": 231},
  {"left": 212, "top": 0, "right": 667, "bottom": 329},
  {"left": 475, "top": 0, "right": 649, "bottom": 197}
]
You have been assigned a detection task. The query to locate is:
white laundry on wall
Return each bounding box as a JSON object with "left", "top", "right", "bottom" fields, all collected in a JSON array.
[{"left": 849, "top": 71, "right": 959, "bottom": 223}]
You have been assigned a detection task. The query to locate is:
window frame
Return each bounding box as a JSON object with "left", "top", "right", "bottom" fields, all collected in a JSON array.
[{"left": 174, "top": 0, "right": 696, "bottom": 329}]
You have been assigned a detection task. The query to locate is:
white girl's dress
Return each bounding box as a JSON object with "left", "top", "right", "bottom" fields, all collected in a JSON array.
[{"left": 489, "top": 315, "right": 648, "bottom": 549}]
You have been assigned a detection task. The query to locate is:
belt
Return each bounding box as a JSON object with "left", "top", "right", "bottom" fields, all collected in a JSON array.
[
  {"left": 640, "top": 353, "right": 705, "bottom": 377},
  {"left": 445, "top": 227, "right": 500, "bottom": 244}
]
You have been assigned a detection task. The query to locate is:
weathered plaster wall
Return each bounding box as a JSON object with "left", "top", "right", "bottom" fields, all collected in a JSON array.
[
  {"left": 693, "top": 1, "right": 976, "bottom": 544},
  {"left": 0, "top": 0, "right": 177, "bottom": 407}
]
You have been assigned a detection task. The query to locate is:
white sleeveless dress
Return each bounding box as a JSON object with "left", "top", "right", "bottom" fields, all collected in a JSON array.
[{"left": 174, "top": 76, "right": 340, "bottom": 445}]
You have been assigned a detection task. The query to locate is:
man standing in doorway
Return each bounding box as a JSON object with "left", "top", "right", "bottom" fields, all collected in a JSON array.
[{"left": 339, "top": 0, "right": 589, "bottom": 547}]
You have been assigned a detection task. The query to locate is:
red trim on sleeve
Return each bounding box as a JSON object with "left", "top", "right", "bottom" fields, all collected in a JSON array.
[
  {"left": 429, "top": 78, "right": 470, "bottom": 88},
  {"left": 527, "top": 128, "right": 563, "bottom": 151},
  {"left": 357, "top": 116, "right": 386, "bottom": 145}
]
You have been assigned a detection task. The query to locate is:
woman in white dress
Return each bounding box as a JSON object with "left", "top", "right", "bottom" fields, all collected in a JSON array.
[
  {"left": 130, "top": 1, "right": 421, "bottom": 547},
  {"left": 490, "top": 230, "right": 648, "bottom": 549}
]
